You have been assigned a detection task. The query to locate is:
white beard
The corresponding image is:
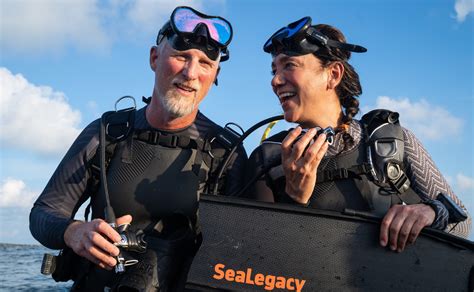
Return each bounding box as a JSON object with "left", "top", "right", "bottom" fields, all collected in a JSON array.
[{"left": 159, "top": 90, "right": 196, "bottom": 118}]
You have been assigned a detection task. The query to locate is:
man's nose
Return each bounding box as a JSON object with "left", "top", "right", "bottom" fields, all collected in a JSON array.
[{"left": 182, "top": 60, "right": 199, "bottom": 80}]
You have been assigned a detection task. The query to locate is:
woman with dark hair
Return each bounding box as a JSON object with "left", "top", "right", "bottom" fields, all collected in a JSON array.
[{"left": 244, "top": 17, "right": 471, "bottom": 252}]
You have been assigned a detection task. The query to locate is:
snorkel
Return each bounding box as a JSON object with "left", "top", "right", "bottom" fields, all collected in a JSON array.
[{"left": 157, "top": 6, "right": 233, "bottom": 61}]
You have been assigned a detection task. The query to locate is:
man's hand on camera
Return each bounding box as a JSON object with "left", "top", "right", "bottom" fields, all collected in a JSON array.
[{"left": 64, "top": 214, "right": 133, "bottom": 270}]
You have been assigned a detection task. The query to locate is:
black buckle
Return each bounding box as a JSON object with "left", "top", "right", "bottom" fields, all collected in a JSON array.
[
  {"left": 326, "top": 168, "right": 349, "bottom": 181},
  {"left": 391, "top": 172, "right": 410, "bottom": 194},
  {"left": 170, "top": 135, "right": 178, "bottom": 147},
  {"left": 148, "top": 131, "right": 160, "bottom": 144},
  {"left": 322, "top": 170, "right": 332, "bottom": 181},
  {"left": 334, "top": 168, "right": 349, "bottom": 180},
  {"left": 90, "top": 163, "right": 101, "bottom": 177}
]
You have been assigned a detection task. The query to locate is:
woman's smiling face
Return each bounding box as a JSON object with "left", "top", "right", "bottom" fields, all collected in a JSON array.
[{"left": 271, "top": 53, "right": 331, "bottom": 127}]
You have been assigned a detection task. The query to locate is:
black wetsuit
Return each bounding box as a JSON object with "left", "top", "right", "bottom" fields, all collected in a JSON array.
[
  {"left": 244, "top": 120, "right": 471, "bottom": 237},
  {"left": 30, "top": 106, "right": 247, "bottom": 290}
]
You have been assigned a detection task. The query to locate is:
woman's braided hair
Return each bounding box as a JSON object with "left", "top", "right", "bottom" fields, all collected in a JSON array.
[{"left": 312, "top": 24, "right": 362, "bottom": 150}]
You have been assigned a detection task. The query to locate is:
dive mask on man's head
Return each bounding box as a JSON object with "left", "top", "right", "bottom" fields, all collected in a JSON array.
[
  {"left": 263, "top": 17, "right": 367, "bottom": 57},
  {"left": 157, "top": 6, "right": 233, "bottom": 61}
]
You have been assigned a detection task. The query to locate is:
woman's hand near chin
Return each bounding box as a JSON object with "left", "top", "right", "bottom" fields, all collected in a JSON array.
[{"left": 281, "top": 126, "right": 329, "bottom": 204}]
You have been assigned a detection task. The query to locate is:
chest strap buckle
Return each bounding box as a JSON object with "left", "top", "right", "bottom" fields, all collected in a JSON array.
[
  {"left": 148, "top": 131, "right": 160, "bottom": 144},
  {"left": 170, "top": 135, "right": 178, "bottom": 147},
  {"left": 324, "top": 168, "right": 349, "bottom": 181}
]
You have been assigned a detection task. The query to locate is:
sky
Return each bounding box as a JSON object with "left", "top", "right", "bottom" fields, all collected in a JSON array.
[{"left": 0, "top": 0, "right": 473, "bottom": 244}]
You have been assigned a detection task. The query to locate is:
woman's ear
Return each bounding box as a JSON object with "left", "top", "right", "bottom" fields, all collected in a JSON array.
[
  {"left": 327, "top": 62, "right": 344, "bottom": 89},
  {"left": 150, "top": 46, "right": 159, "bottom": 71}
]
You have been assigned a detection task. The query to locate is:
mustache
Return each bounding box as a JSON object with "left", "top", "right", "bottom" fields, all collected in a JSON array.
[{"left": 173, "top": 79, "right": 200, "bottom": 91}]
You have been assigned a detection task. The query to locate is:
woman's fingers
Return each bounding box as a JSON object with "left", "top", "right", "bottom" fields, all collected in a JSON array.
[
  {"left": 281, "top": 128, "right": 331, "bottom": 204},
  {"left": 282, "top": 127, "right": 303, "bottom": 159},
  {"left": 290, "top": 128, "right": 317, "bottom": 161},
  {"left": 302, "top": 133, "right": 328, "bottom": 166}
]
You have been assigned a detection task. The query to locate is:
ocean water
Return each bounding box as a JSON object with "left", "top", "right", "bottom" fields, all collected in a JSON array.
[{"left": 0, "top": 243, "right": 72, "bottom": 291}]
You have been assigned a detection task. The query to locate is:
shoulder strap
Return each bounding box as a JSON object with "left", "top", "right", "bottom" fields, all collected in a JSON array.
[
  {"left": 360, "top": 109, "right": 400, "bottom": 138},
  {"left": 84, "top": 103, "right": 136, "bottom": 221},
  {"left": 211, "top": 123, "right": 243, "bottom": 152},
  {"left": 205, "top": 123, "right": 244, "bottom": 194}
]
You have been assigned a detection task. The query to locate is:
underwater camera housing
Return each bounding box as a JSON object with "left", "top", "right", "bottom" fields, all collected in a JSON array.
[
  {"left": 40, "top": 224, "right": 147, "bottom": 281},
  {"left": 113, "top": 223, "right": 147, "bottom": 273}
]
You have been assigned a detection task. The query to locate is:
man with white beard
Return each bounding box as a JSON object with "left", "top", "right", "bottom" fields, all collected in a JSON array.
[{"left": 30, "top": 6, "right": 246, "bottom": 291}]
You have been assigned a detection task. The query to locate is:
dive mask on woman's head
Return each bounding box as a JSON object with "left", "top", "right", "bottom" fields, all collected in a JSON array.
[
  {"left": 263, "top": 17, "right": 367, "bottom": 57},
  {"left": 157, "top": 6, "right": 233, "bottom": 61}
]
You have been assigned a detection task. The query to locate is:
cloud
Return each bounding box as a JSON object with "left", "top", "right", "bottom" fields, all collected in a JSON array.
[
  {"left": 0, "top": 67, "right": 82, "bottom": 156},
  {"left": 0, "top": 178, "right": 38, "bottom": 208},
  {"left": 1, "top": 0, "right": 110, "bottom": 54},
  {"left": 363, "top": 96, "right": 463, "bottom": 141},
  {"left": 0, "top": 0, "right": 219, "bottom": 54},
  {"left": 454, "top": 0, "right": 474, "bottom": 22},
  {"left": 445, "top": 175, "right": 454, "bottom": 186},
  {"left": 457, "top": 173, "right": 474, "bottom": 190},
  {"left": 126, "top": 0, "right": 204, "bottom": 35}
]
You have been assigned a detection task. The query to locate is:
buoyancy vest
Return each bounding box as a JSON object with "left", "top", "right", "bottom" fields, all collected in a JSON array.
[
  {"left": 77, "top": 131, "right": 208, "bottom": 291},
  {"left": 75, "top": 98, "right": 242, "bottom": 291},
  {"left": 252, "top": 109, "right": 422, "bottom": 216},
  {"left": 86, "top": 98, "right": 239, "bottom": 229}
]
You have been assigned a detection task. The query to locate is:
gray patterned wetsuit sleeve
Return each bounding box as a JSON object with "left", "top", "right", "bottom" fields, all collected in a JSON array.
[
  {"left": 402, "top": 127, "right": 472, "bottom": 238},
  {"left": 29, "top": 120, "right": 100, "bottom": 249}
]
